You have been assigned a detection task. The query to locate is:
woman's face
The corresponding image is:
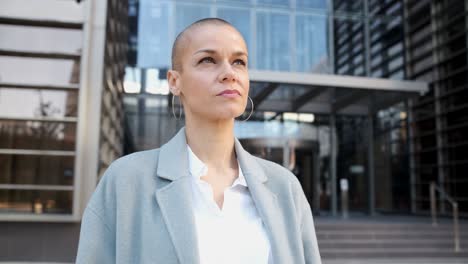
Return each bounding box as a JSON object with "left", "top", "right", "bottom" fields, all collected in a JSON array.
[{"left": 169, "top": 24, "right": 249, "bottom": 122}]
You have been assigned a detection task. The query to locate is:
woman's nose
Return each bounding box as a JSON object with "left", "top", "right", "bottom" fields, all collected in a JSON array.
[{"left": 219, "top": 62, "right": 237, "bottom": 83}]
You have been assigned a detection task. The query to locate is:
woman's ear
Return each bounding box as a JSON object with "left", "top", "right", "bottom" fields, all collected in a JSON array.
[{"left": 167, "top": 70, "right": 181, "bottom": 96}]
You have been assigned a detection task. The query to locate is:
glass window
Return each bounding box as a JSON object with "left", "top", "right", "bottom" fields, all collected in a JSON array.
[
  {"left": 0, "top": 155, "right": 74, "bottom": 185},
  {"left": 0, "top": 190, "right": 73, "bottom": 214},
  {"left": 175, "top": 4, "right": 211, "bottom": 36},
  {"left": 0, "top": 57, "right": 79, "bottom": 86},
  {"left": 257, "top": 0, "right": 290, "bottom": 7},
  {"left": 334, "top": 0, "right": 363, "bottom": 13},
  {"left": 256, "top": 12, "right": 290, "bottom": 71},
  {"left": 0, "top": 88, "right": 78, "bottom": 118},
  {"left": 0, "top": 120, "right": 76, "bottom": 150},
  {"left": 217, "top": 8, "right": 251, "bottom": 57},
  {"left": 296, "top": 14, "right": 329, "bottom": 73},
  {"left": 137, "top": 2, "right": 172, "bottom": 68},
  {"left": 296, "top": 0, "right": 328, "bottom": 9},
  {"left": 217, "top": 0, "right": 252, "bottom": 5}
]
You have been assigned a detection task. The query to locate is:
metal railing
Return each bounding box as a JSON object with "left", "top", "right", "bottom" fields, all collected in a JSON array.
[{"left": 430, "top": 181, "right": 460, "bottom": 252}]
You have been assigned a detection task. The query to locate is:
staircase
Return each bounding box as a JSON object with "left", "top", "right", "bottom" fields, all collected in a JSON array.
[{"left": 315, "top": 216, "right": 468, "bottom": 261}]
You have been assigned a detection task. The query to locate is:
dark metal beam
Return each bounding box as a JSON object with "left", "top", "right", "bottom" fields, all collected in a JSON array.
[
  {"left": 292, "top": 86, "right": 327, "bottom": 112},
  {"left": 252, "top": 83, "right": 279, "bottom": 107}
]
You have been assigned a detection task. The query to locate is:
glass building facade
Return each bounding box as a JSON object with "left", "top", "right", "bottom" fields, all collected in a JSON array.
[
  {"left": 136, "top": 0, "right": 330, "bottom": 73},
  {"left": 126, "top": 0, "right": 468, "bottom": 216}
]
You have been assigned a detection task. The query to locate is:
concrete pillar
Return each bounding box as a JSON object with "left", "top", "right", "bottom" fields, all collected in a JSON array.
[
  {"left": 368, "top": 113, "right": 376, "bottom": 216},
  {"left": 330, "top": 114, "right": 337, "bottom": 216}
]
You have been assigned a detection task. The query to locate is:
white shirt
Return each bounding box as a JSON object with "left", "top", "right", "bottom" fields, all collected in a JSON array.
[{"left": 187, "top": 145, "right": 272, "bottom": 264}]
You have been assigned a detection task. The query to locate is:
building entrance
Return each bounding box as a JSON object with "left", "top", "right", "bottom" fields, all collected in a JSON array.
[{"left": 240, "top": 138, "right": 321, "bottom": 213}]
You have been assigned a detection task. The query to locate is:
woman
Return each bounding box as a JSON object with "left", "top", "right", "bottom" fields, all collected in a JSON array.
[{"left": 76, "top": 18, "right": 321, "bottom": 264}]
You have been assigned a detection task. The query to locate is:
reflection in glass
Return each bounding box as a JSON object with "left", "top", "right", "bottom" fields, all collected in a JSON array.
[
  {"left": 256, "top": 12, "right": 290, "bottom": 71},
  {"left": 0, "top": 190, "right": 72, "bottom": 214},
  {"left": 218, "top": 0, "right": 252, "bottom": 4},
  {"left": 0, "top": 155, "right": 74, "bottom": 185},
  {"left": 257, "top": 0, "right": 290, "bottom": 7},
  {"left": 296, "top": 0, "right": 327, "bottom": 9},
  {"left": 217, "top": 8, "right": 251, "bottom": 54},
  {"left": 175, "top": 4, "right": 211, "bottom": 36},
  {"left": 334, "top": 0, "right": 363, "bottom": 14},
  {"left": 0, "top": 121, "right": 76, "bottom": 150},
  {"left": 137, "top": 2, "right": 171, "bottom": 68},
  {"left": 296, "top": 14, "right": 329, "bottom": 73},
  {"left": 0, "top": 57, "right": 79, "bottom": 86},
  {"left": 0, "top": 88, "right": 78, "bottom": 118}
]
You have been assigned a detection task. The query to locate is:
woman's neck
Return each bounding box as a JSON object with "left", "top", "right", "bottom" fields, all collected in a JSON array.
[{"left": 184, "top": 118, "right": 237, "bottom": 170}]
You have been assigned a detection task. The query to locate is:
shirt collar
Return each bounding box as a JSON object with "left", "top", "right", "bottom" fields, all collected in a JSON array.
[{"left": 187, "top": 145, "right": 248, "bottom": 187}]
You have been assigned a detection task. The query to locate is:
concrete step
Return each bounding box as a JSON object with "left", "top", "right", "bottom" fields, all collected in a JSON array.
[
  {"left": 322, "top": 258, "right": 468, "bottom": 264},
  {"left": 318, "top": 239, "right": 460, "bottom": 249},
  {"left": 320, "top": 248, "right": 468, "bottom": 259},
  {"left": 314, "top": 216, "right": 468, "bottom": 260}
]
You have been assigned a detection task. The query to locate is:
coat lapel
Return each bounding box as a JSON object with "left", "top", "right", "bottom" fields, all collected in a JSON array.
[
  {"left": 154, "top": 128, "right": 288, "bottom": 264},
  {"left": 235, "top": 139, "right": 289, "bottom": 264},
  {"left": 155, "top": 128, "right": 200, "bottom": 264}
]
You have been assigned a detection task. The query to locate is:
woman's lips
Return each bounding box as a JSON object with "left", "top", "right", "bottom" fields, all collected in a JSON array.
[{"left": 217, "top": 89, "right": 241, "bottom": 98}]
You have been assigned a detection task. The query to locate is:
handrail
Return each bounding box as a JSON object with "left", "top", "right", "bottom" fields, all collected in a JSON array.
[{"left": 430, "top": 182, "right": 460, "bottom": 252}]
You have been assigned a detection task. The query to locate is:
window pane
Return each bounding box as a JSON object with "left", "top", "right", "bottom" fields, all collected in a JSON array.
[
  {"left": 296, "top": 15, "right": 329, "bottom": 73},
  {"left": 175, "top": 4, "right": 211, "bottom": 34},
  {"left": 0, "top": 155, "right": 74, "bottom": 185},
  {"left": 257, "top": 0, "right": 290, "bottom": 7},
  {"left": 0, "top": 120, "right": 76, "bottom": 150},
  {"left": 256, "top": 12, "right": 290, "bottom": 71},
  {"left": 0, "top": 25, "right": 82, "bottom": 54},
  {"left": 0, "top": 190, "right": 72, "bottom": 214},
  {"left": 0, "top": 88, "right": 78, "bottom": 118},
  {"left": 296, "top": 0, "right": 328, "bottom": 9},
  {"left": 218, "top": 0, "right": 252, "bottom": 5},
  {"left": 217, "top": 8, "right": 251, "bottom": 57},
  {"left": 137, "top": 2, "right": 171, "bottom": 68},
  {"left": 334, "top": 0, "right": 364, "bottom": 14},
  {"left": 0, "top": 57, "right": 80, "bottom": 86}
]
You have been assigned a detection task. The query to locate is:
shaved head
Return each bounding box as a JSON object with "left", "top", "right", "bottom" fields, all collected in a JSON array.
[{"left": 171, "top": 18, "right": 242, "bottom": 71}]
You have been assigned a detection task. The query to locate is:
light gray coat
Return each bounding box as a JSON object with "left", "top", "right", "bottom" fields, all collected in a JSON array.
[{"left": 76, "top": 128, "right": 321, "bottom": 263}]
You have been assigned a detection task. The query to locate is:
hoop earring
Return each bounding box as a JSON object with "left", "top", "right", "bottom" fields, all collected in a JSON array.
[
  {"left": 240, "top": 96, "right": 254, "bottom": 122},
  {"left": 172, "top": 95, "right": 182, "bottom": 119}
]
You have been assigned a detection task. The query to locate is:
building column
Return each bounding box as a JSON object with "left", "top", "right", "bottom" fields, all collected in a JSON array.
[
  {"left": 75, "top": 0, "right": 109, "bottom": 218},
  {"left": 367, "top": 113, "right": 376, "bottom": 216},
  {"left": 407, "top": 101, "right": 417, "bottom": 214},
  {"left": 313, "top": 144, "right": 321, "bottom": 213},
  {"left": 430, "top": 1, "right": 446, "bottom": 213},
  {"left": 330, "top": 114, "right": 337, "bottom": 216}
]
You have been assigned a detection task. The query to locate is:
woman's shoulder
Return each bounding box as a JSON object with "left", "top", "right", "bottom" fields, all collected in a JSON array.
[
  {"left": 107, "top": 148, "right": 161, "bottom": 173},
  {"left": 94, "top": 148, "right": 162, "bottom": 194}
]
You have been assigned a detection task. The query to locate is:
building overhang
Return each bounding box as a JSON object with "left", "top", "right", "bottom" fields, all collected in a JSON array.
[{"left": 249, "top": 70, "right": 429, "bottom": 116}]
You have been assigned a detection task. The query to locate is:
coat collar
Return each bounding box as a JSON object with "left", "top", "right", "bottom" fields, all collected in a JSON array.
[
  {"left": 155, "top": 127, "right": 285, "bottom": 263},
  {"left": 156, "top": 126, "right": 267, "bottom": 183}
]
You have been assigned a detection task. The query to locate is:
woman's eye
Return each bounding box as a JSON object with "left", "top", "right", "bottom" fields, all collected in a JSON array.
[
  {"left": 233, "top": 59, "right": 246, "bottom": 66},
  {"left": 199, "top": 57, "right": 215, "bottom": 64}
]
